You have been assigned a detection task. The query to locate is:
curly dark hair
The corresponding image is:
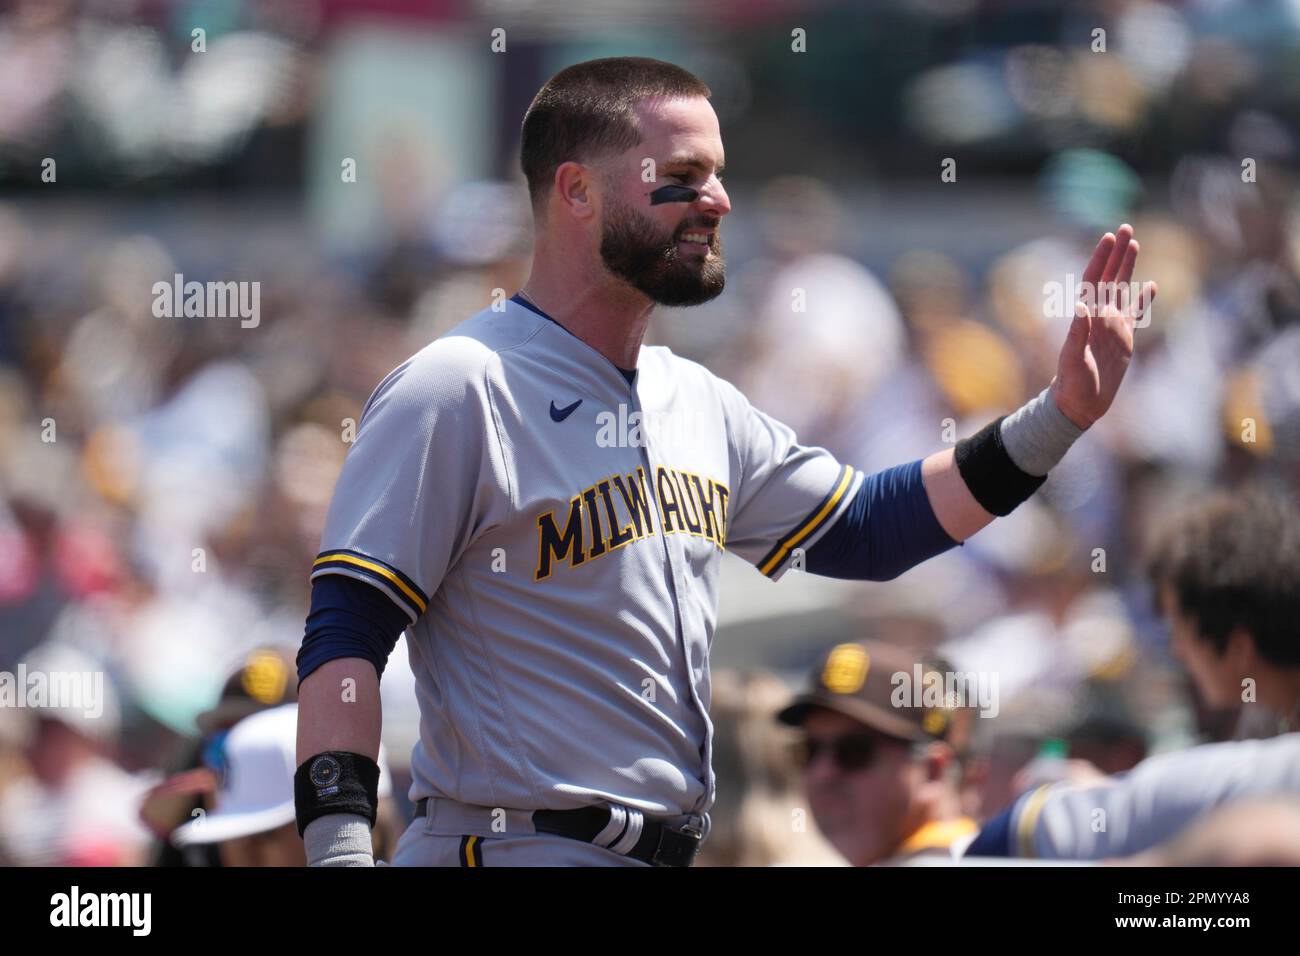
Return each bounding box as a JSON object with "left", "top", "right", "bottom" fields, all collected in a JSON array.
[
  {"left": 520, "top": 57, "right": 711, "bottom": 209},
  {"left": 1147, "top": 486, "right": 1300, "bottom": 667}
]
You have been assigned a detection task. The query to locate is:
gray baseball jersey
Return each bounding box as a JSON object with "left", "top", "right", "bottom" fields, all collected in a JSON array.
[
  {"left": 991, "top": 731, "right": 1300, "bottom": 859},
  {"left": 312, "top": 297, "right": 862, "bottom": 818}
]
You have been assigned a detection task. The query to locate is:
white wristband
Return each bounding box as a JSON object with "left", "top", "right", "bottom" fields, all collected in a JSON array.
[
  {"left": 999, "top": 385, "right": 1085, "bottom": 477},
  {"left": 304, "top": 813, "right": 375, "bottom": 867}
]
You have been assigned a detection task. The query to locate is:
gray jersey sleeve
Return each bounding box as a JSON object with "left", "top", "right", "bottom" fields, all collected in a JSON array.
[
  {"left": 714, "top": 377, "right": 862, "bottom": 581},
  {"left": 312, "top": 342, "right": 503, "bottom": 623},
  {"left": 1010, "top": 732, "right": 1300, "bottom": 860}
]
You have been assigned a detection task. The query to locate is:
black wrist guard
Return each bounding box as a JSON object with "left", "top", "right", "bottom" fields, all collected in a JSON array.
[
  {"left": 294, "top": 751, "right": 380, "bottom": 837},
  {"left": 954, "top": 416, "right": 1047, "bottom": 517}
]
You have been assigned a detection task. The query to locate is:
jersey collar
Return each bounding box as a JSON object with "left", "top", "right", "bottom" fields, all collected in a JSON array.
[{"left": 510, "top": 294, "right": 638, "bottom": 386}]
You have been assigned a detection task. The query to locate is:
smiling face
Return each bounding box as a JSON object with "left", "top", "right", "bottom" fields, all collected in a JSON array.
[{"left": 596, "top": 96, "right": 730, "bottom": 306}]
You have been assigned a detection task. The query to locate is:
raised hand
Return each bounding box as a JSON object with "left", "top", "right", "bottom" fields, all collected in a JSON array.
[{"left": 1050, "top": 224, "right": 1158, "bottom": 430}]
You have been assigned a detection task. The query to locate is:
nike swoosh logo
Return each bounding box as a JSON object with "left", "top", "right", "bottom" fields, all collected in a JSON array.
[{"left": 549, "top": 399, "right": 583, "bottom": 422}]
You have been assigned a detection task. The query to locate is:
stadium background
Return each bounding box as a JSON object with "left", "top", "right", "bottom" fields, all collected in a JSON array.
[{"left": 0, "top": 0, "right": 1298, "bottom": 865}]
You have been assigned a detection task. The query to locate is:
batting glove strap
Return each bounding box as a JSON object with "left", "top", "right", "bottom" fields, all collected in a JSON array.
[
  {"left": 954, "top": 416, "right": 1048, "bottom": 517},
  {"left": 294, "top": 751, "right": 380, "bottom": 837}
]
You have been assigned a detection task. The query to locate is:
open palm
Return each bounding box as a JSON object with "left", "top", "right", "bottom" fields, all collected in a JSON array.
[{"left": 1051, "top": 224, "right": 1158, "bottom": 430}]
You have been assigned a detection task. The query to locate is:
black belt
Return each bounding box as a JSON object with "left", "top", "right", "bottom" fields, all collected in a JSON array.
[{"left": 414, "top": 799, "right": 702, "bottom": 867}]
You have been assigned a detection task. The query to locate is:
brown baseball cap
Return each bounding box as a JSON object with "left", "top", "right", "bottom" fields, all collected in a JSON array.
[
  {"left": 777, "top": 640, "right": 970, "bottom": 748},
  {"left": 195, "top": 647, "right": 298, "bottom": 734}
]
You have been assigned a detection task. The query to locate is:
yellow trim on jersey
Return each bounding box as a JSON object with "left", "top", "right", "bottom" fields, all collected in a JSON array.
[
  {"left": 313, "top": 552, "right": 427, "bottom": 614},
  {"left": 464, "top": 835, "right": 480, "bottom": 867},
  {"left": 1015, "top": 784, "right": 1055, "bottom": 859},
  {"left": 897, "top": 816, "right": 978, "bottom": 854},
  {"left": 758, "top": 465, "right": 856, "bottom": 576}
]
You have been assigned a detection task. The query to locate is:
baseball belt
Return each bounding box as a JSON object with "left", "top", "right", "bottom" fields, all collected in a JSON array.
[{"left": 414, "top": 798, "right": 703, "bottom": 867}]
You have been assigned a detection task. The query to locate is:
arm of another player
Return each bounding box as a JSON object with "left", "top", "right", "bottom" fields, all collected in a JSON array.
[
  {"left": 965, "top": 733, "right": 1300, "bottom": 861},
  {"left": 920, "top": 225, "right": 1156, "bottom": 542}
]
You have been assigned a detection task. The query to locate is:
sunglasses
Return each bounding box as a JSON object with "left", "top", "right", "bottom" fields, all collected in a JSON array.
[{"left": 795, "top": 732, "right": 888, "bottom": 773}]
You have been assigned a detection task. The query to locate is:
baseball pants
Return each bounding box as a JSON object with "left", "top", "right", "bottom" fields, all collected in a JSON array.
[{"left": 391, "top": 795, "right": 707, "bottom": 867}]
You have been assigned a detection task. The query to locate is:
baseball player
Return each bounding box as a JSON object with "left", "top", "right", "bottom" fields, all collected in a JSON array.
[
  {"left": 964, "top": 486, "right": 1300, "bottom": 861},
  {"left": 963, "top": 732, "right": 1300, "bottom": 861},
  {"left": 293, "top": 56, "right": 1155, "bottom": 866}
]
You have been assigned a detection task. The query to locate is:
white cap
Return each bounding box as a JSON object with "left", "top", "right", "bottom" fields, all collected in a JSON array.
[{"left": 171, "top": 703, "right": 390, "bottom": 846}]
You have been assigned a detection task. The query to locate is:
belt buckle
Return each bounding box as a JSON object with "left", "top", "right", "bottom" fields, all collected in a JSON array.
[{"left": 650, "top": 819, "right": 703, "bottom": 868}]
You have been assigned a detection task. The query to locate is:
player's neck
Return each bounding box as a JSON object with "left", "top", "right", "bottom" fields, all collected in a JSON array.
[{"left": 520, "top": 255, "right": 654, "bottom": 370}]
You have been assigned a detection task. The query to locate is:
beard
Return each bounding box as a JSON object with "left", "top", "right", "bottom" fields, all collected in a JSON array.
[{"left": 599, "top": 198, "right": 726, "bottom": 306}]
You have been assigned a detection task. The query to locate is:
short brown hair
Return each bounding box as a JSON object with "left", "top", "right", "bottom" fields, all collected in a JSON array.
[
  {"left": 1147, "top": 486, "right": 1300, "bottom": 667},
  {"left": 519, "top": 57, "right": 711, "bottom": 208}
]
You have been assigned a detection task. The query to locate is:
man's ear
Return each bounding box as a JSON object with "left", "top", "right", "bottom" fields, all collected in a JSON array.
[{"left": 552, "top": 161, "right": 596, "bottom": 221}]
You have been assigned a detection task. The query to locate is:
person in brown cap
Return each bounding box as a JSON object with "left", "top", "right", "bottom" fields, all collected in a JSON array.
[
  {"left": 141, "top": 647, "right": 299, "bottom": 866},
  {"left": 777, "top": 640, "right": 978, "bottom": 866},
  {"left": 195, "top": 646, "right": 300, "bottom": 735}
]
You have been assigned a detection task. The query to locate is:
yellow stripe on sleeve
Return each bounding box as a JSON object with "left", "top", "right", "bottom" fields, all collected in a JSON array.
[
  {"left": 313, "top": 552, "right": 427, "bottom": 614},
  {"left": 758, "top": 465, "right": 855, "bottom": 577},
  {"left": 1015, "top": 784, "right": 1055, "bottom": 859}
]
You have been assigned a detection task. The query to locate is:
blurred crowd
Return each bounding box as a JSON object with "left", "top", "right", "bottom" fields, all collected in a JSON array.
[{"left": 1, "top": 0, "right": 1300, "bottom": 866}]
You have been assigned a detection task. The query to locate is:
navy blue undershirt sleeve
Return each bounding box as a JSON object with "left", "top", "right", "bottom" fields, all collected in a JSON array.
[
  {"left": 805, "top": 459, "right": 960, "bottom": 581},
  {"left": 964, "top": 806, "right": 1014, "bottom": 857},
  {"left": 297, "top": 574, "right": 410, "bottom": 684}
]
